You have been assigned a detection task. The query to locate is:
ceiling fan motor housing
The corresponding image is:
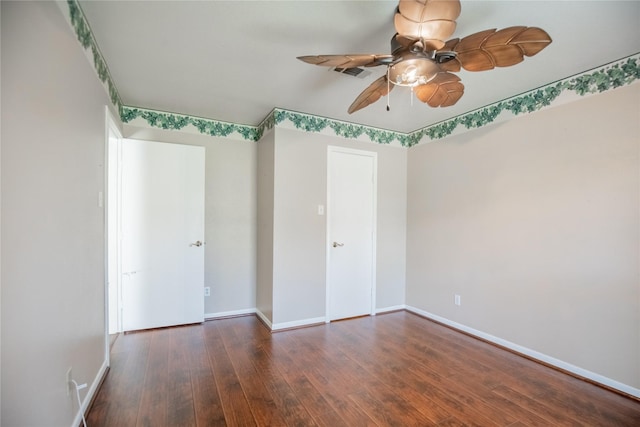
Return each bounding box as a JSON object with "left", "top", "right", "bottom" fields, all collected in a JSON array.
[
  {"left": 388, "top": 52, "right": 440, "bottom": 87},
  {"left": 389, "top": 35, "right": 439, "bottom": 87}
]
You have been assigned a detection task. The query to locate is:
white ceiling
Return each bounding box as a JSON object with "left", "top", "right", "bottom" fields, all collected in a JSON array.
[{"left": 80, "top": 1, "right": 640, "bottom": 133}]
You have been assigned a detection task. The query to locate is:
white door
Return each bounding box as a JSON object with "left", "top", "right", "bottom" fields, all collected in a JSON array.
[
  {"left": 121, "top": 139, "right": 205, "bottom": 331},
  {"left": 327, "top": 146, "right": 377, "bottom": 321}
]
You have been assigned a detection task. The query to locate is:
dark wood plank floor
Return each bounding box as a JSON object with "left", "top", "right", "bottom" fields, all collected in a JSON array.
[{"left": 87, "top": 311, "right": 640, "bottom": 426}]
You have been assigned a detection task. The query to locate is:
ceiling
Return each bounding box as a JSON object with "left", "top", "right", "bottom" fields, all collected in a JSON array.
[{"left": 79, "top": 1, "right": 640, "bottom": 134}]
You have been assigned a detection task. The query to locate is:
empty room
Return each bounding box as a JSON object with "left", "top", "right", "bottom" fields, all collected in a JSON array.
[{"left": 1, "top": 1, "right": 639, "bottom": 425}]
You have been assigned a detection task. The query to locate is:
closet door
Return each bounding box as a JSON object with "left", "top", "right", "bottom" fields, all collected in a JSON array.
[{"left": 327, "top": 146, "right": 377, "bottom": 321}]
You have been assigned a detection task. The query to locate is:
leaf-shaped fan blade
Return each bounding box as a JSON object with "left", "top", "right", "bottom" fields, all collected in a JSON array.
[
  {"left": 438, "top": 26, "right": 552, "bottom": 72},
  {"left": 348, "top": 75, "right": 394, "bottom": 114},
  {"left": 394, "top": 0, "right": 461, "bottom": 50},
  {"left": 297, "top": 54, "right": 392, "bottom": 68},
  {"left": 414, "top": 72, "right": 464, "bottom": 107}
]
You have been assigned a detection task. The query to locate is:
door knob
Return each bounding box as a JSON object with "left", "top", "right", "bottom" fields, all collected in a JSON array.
[
  {"left": 332, "top": 242, "right": 344, "bottom": 248},
  {"left": 190, "top": 240, "right": 203, "bottom": 247}
]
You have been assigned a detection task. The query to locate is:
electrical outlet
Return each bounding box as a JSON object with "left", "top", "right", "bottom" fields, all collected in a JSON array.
[
  {"left": 455, "top": 294, "right": 461, "bottom": 306},
  {"left": 66, "top": 367, "right": 73, "bottom": 396},
  {"left": 204, "top": 286, "right": 211, "bottom": 297}
]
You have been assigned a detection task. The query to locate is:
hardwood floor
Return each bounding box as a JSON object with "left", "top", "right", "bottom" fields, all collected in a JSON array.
[{"left": 87, "top": 311, "right": 640, "bottom": 426}]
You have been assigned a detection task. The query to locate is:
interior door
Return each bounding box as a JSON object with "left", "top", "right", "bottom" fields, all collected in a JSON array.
[
  {"left": 121, "top": 139, "right": 205, "bottom": 331},
  {"left": 327, "top": 146, "right": 377, "bottom": 321}
]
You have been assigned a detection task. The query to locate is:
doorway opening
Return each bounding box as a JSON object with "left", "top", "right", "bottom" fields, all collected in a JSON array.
[
  {"left": 105, "top": 119, "right": 206, "bottom": 351},
  {"left": 105, "top": 109, "right": 123, "bottom": 358}
]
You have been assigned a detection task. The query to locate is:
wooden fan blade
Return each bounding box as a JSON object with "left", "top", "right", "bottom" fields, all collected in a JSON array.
[
  {"left": 507, "top": 26, "right": 554, "bottom": 56},
  {"left": 414, "top": 72, "right": 464, "bottom": 107},
  {"left": 297, "top": 54, "right": 392, "bottom": 68},
  {"left": 348, "top": 75, "right": 394, "bottom": 114},
  {"left": 394, "top": 0, "right": 461, "bottom": 50},
  {"left": 439, "top": 26, "right": 552, "bottom": 72}
]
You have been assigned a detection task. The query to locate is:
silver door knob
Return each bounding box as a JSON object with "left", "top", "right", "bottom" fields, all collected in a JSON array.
[
  {"left": 332, "top": 242, "right": 344, "bottom": 248},
  {"left": 190, "top": 240, "right": 203, "bottom": 247}
]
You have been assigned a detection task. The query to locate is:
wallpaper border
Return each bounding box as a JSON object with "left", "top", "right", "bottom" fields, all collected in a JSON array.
[
  {"left": 66, "top": 0, "right": 123, "bottom": 113},
  {"left": 120, "top": 106, "right": 264, "bottom": 142},
  {"left": 410, "top": 55, "right": 640, "bottom": 146},
  {"left": 65, "top": 0, "right": 639, "bottom": 147}
]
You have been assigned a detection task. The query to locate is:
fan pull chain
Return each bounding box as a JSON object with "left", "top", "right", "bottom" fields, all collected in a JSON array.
[{"left": 386, "top": 68, "right": 391, "bottom": 111}]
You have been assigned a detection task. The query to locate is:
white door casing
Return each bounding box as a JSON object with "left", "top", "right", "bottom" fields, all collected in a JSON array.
[
  {"left": 106, "top": 118, "right": 122, "bottom": 335},
  {"left": 121, "top": 139, "right": 205, "bottom": 331},
  {"left": 326, "top": 146, "right": 377, "bottom": 321}
]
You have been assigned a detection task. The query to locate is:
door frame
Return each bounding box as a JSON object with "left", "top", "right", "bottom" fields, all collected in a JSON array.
[
  {"left": 325, "top": 145, "right": 378, "bottom": 322},
  {"left": 104, "top": 107, "right": 122, "bottom": 364}
]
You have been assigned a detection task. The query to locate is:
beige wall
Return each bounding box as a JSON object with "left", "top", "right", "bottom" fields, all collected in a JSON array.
[
  {"left": 124, "top": 118, "right": 409, "bottom": 329},
  {"left": 406, "top": 83, "right": 640, "bottom": 389},
  {"left": 1, "top": 2, "right": 112, "bottom": 424},
  {"left": 2, "top": 4, "right": 638, "bottom": 424},
  {"left": 123, "top": 126, "right": 257, "bottom": 316},
  {"left": 257, "top": 130, "right": 275, "bottom": 322},
  {"left": 270, "top": 128, "right": 407, "bottom": 326}
]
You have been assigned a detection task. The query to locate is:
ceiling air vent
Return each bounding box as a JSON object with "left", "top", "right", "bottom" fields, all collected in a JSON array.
[{"left": 334, "top": 67, "right": 371, "bottom": 79}]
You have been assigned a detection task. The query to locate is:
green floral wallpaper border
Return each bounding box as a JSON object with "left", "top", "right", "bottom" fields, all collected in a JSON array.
[
  {"left": 66, "top": 0, "right": 122, "bottom": 112},
  {"left": 120, "top": 106, "right": 265, "bottom": 142},
  {"left": 65, "top": 0, "right": 638, "bottom": 147},
  {"left": 409, "top": 55, "right": 640, "bottom": 146},
  {"left": 272, "top": 109, "right": 409, "bottom": 146}
]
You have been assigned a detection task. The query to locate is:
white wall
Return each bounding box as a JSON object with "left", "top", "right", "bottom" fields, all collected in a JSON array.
[
  {"left": 270, "top": 128, "right": 407, "bottom": 326},
  {"left": 123, "top": 126, "right": 257, "bottom": 317},
  {"left": 1, "top": 2, "right": 112, "bottom": 424},
  {"left": 406, "top": 83, "right": 640, "bottom": 391}
]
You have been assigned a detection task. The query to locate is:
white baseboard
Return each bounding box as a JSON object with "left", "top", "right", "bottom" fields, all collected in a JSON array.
[
  {"left": 255, "top": 309, "right": 273, "bottom": 329},
  {"left": 405, "top": 305, "right": 640, "bottom": 399},
  {"left": 376, "top": 304, "right": 406, "bottom": 314},
  {"left": 205, "top": 308, "right": 256, "bottom": 320},
  {"left": 272, "top": 316, "right": 326, "bottom": 331},
  {"left": 71, "top": 358, "right": 108, "bottom": 427},
  {"left": 254, "top": 309, "right": 325, "bottom": 331}
]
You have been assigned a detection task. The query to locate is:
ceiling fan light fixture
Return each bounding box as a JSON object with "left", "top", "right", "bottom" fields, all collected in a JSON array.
[
  {"left": 297, "top": 1, "right": 551, "bottom": 113},
  {"left": 388, "top": 55, "right": 440, "bottom": 87}
]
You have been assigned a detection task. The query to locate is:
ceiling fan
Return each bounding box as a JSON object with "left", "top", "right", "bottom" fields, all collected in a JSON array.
[{"left": 297, "top": 0, "right": 552, "bottom": 114}]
